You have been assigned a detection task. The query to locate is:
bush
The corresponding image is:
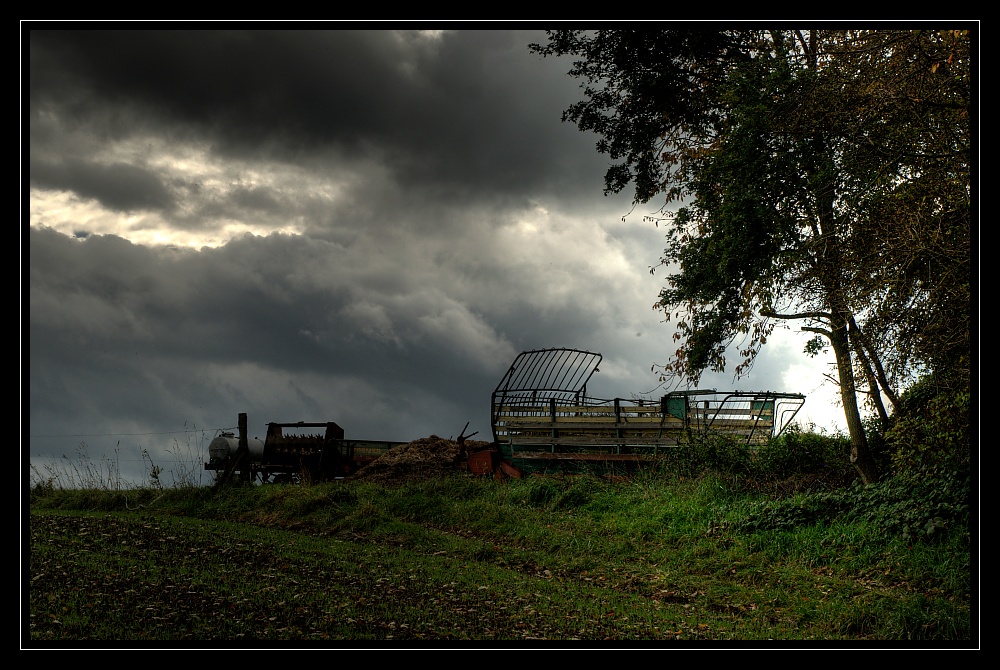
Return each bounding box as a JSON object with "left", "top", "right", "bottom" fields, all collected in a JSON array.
[
  {"left": 885, "top": 379, "right": 971, "bottom": 477},
  {"left": 735, "top": 466, "right": 970, "bottom": 544},
  {"left": 845, "top": 467, "right": 970, "bottom": 543},
  {"left": 752, "top": 427, "right": 852, "bottom": 479},
  {"left": 654, "top": 434, "right": 754, "bottom": 479},
  {"left": 645, "top": 427, "right": 858, "bottom": 498},
  {"left": 736, "top": 491, "right": 850, "bottom": 533}
]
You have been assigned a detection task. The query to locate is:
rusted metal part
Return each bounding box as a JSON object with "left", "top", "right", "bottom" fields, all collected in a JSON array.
[
  {"left": 498, "top": 459, "right": 523, "bottom": 479},
  {"left": 207, "top": 415, "right": 406, "bottom": 485},
  {"left": 465, "top": 448, "right": 496, "bottom": 475}
]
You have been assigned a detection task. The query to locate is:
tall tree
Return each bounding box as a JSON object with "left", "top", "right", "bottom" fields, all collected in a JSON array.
[{"left": 531, "top": 29, "right": 971, "bottom": 483}]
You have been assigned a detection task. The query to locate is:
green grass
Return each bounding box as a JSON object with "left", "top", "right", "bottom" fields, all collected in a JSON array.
[{"left": 27, "top": 465, "right": 973, "bottom": 644}]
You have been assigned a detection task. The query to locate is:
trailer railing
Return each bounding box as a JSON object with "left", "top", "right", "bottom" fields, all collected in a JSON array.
[{"left": 491, "top": 349, "right": 805, "bottom": 469}]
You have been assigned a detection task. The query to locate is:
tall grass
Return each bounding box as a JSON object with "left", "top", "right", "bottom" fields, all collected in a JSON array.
[
  {"left": 29, "top": 428, "right": 212, "bottom": 494},
  {"left": 28, "top": 443, "right": 130, "bottom": 492}
]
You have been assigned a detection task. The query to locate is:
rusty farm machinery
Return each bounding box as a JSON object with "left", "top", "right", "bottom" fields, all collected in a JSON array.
[
  {"left": 206, "top": 348, "right": 805, "bottom": 484},
  {"left": 204, "top": 414, "right": 409, "bottom": 486}
]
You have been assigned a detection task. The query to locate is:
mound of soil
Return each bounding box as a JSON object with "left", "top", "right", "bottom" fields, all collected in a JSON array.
[{"left": 348, "top": 435, "right": 493, "bottom": 486}]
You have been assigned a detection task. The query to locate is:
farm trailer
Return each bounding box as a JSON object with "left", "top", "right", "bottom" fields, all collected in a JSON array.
[{"left": 486, "top": 348, "right": 806, "bottom": 476}]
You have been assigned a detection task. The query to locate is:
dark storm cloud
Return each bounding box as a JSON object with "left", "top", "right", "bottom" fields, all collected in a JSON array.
[
  {"left": 28, "top": 30, "right": 602, "bottom": 206},
  {"left": 30, "top": 157, "right": 175, "bottom": 212},
  {"left": 31, "top": 227, "right": 355, "bottom": 374}
]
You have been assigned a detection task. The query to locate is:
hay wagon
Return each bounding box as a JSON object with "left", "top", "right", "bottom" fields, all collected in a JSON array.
[{"left": 489, "top": 348, "right": 805, "bottom": 476}]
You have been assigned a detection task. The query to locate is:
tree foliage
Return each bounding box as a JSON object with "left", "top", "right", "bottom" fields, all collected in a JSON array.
[{"left": 531, "top": 29, "right": 972, "bottom": 483}]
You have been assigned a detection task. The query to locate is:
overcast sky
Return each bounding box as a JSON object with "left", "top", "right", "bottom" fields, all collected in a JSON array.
[{"left": 25, "top": 28, "right": 848, "bottom": 486}]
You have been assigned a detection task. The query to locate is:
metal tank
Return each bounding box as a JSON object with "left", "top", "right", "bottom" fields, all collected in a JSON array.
[{"left": 208, "top": 432, "right": 265, "bottom": 468}]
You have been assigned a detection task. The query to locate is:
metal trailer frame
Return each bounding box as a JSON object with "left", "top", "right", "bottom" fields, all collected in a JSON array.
[
  {"left": 491, "top": 348, "right": 604, "bottom": 433},
  {"left": 491, "top": 349, "right": 805, "bottom": 473}
]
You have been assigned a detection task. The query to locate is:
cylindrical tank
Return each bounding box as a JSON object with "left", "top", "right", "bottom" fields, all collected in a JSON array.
[{"left": 208, "top": 434, "right": 265, "bottom": 466}]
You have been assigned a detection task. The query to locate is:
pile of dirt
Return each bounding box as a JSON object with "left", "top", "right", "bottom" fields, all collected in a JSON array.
[{"left": 348, "top": 435, "right": 493, "bottom": 486}]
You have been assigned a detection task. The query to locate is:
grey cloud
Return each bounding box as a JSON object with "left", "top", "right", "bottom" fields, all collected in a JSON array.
[
  {"left": 30, "top": 157, "right": 175, "bottom": 213},
  {"left": 29, "top": 30, "right": 606, "bottom": 210}
]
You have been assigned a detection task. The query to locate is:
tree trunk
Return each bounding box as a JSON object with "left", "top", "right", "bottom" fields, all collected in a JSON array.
[
  {"left": 810, "top": 138, "right": 879, "bottom": 484},
  {"left": 848, "top": 316, "right": 900, "bottom": 415},
  {"left": 848, "top": 319, "right": 890, "bottom": 428},
  {"left": 828, "top": 322, "right": 879, "bottom": 483}
]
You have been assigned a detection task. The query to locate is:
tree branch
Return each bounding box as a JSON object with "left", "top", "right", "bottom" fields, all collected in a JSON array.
[
  {"left": 848, "top": 317, "right": 890, "bottom": 426},
  {"left": 760, "top": 308, "right": 833, "bottom": 321},
  {"left": 802, "top": 326, "right": 833, "bottom": 338},
  {"left": 848, "top": 317, "right": 901, "bottom": 412}
]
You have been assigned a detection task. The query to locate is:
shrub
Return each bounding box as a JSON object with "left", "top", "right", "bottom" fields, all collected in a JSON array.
[
  {"left": 735, "top": 466, "right": 970, "bottom": 544},
  {"left": 654, "top": 433, "right": 754, "bottom": 479},
  {"left": 752, "top": 427, "right": 852, "bottom": 479},
  {"left": 886, "top": 385, "right": 971, "bottom": 478},
  {"left": 845, "top": 467, "right": 970, "bottom": 543},
  {"left": 736, "top": 491, "right": 851, "bottom": 533}
]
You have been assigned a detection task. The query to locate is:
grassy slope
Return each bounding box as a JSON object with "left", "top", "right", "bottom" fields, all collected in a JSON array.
[{"left": 26, "top": 469, "right": 973, "bottom": 645}]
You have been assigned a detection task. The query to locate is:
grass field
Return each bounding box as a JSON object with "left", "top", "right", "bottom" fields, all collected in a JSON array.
[{"left": 26, "top": 459, "right": 974, "bottom": 646}]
